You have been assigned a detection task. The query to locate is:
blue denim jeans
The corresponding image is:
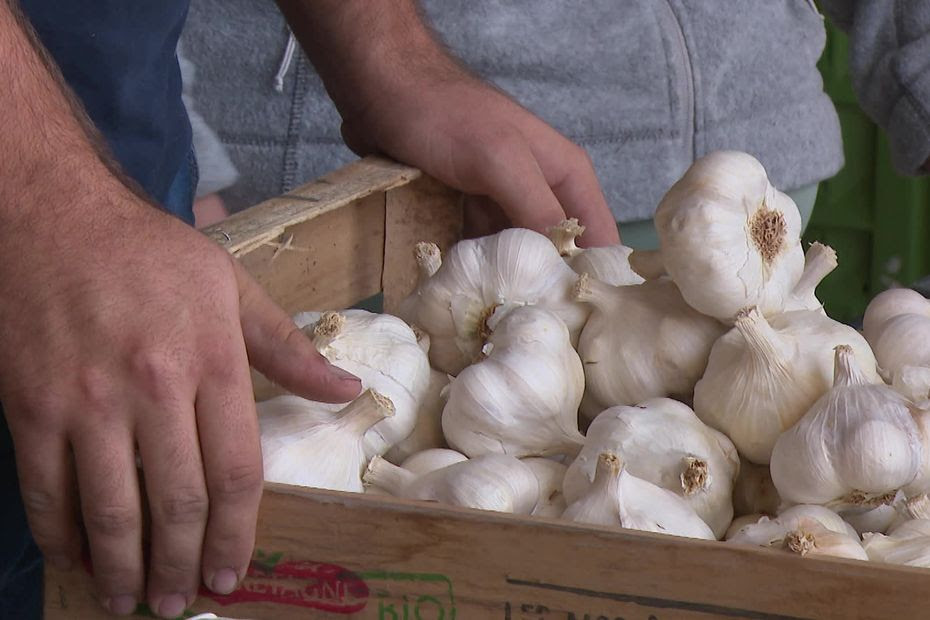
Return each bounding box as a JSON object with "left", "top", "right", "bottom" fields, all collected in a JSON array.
[{"left": 0, "top": 151, "right": 197, "bottom": 619}]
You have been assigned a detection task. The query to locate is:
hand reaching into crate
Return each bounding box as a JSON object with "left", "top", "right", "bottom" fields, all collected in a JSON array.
[{"left": 276, "top": 0, "right": 621, "bottom": 248}]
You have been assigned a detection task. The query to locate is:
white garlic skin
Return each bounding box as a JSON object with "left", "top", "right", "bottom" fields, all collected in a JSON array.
[
  {"left": 770, "top": 346, "right": 923, "bottom": 505},
  {"left": 863, "top": 519, "right": 930, "bottom": 567},
  {"left": 547, "top": 218, "right": 644, "bottom": 287},
  {"left": 694, "top": 307, "right": 880, "bottom": 465},
  {"left": 522, "top": 458, "right": 568, "bottom": 518},
  {"left": 654, "top": 151, "right": 805, "bottom": 321},
  {"left": 776, "top": 504, "right": 860, "bottom": 539},
  {"left": 260, "top": 389, "right": 394, "bottom": 492},
  {"left": 574, "top": 275, "right": 725, "bottom": 418},
  {"left": 563, "top": 398, "right": 738, "bottom": 538},
  {"left": 442, "top": 306, "right": 585, "bottom": 458},
  {"left": 729, "top": 513, "right": 867, "bottom": 561},
  {"left": 365, "top": 453, "right": 539, "bottom": 515},
  {"left": 384, "top": 369, "right": 450, "bottom": 464},
  {"left": 562, "top": 452, "right": 715, "bottom": 540},
  {"left": 294, "top": 310, "right": 431, "bottom": 459},
  {"left": 863, "top": 288, "right": 930, "bottom": 345},
  {"left": 399, "top": 448, "right": 468, "bottom": 476},
  {"left": 826, "top": 490, "right": 904, "bottom": 536},
  {"left": 400, "top": 229, "right": 588, "bottom": 375}
]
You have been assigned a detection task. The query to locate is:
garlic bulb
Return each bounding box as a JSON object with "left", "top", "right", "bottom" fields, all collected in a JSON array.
[
  {"left": 725, "top": 514, "right": 765, "bottom": 541},
  {"left": 260, "top": 389, "right": 394, "bottom": 492},
  {"left": 522, "top": 458, "right": 568, "bottom": 518},
  {"left": 363, "top": 453, "right": 539, "bottom": 514},
  {"left": 863, "top": 288, "right": 930, "bottom": 344},
  {"left": 396, "top": 242, "right": 443, "bottom": 328},
  {"left": 732, "top": 457, "right": 781, "bottom": 517},
  {"left": 547, "top": 219, "right": 644, "bottom": 287},
  {"left": 297, "top": 310, "right": 431, "bottom": 458},
  {"left": 694, "top": 307, "right": 880, "bottom": 464},
  {"left": 893, "top": 366, "right": 930, "bottom": 404},
  {"left": 826, "top": 490, "right": 905, "bottom": 535},
  {"left": 653, "top": 151, "right": 805, "bottom": 321},
  {"left": 776, "top": 504, "right": 861, "bottom": 539},
  {"left": 563, "top": 399, "right": 738, "bottom": 538},
  {"left": 397, "top": 229, "right": 588, "bottom": 375},
  {"left": 383, "top": 368, "right": 450, "bottom": 464},
  {"left": 771, "top": 346, "right": 923, "bottom": 505},
  {"left": 400, "top": 448, "right": 468, "bottom": 476},
  {"left": 574, "top": 275, "right": 725, "bottom": 418},
  {"left": 730, "top": 514, "right": 867, "bottom": 561},
  {"left": 783, "top": 242, "right": 837, "bottom": 313},
  {"left": 863, "top": 518, "right": 930, "bottom": 567},
  {"left": 562, "top": 452, "right": 715, "bottom": 539},
  {"left": 442, "top": 306, "right": 585, "bottom": 458}
]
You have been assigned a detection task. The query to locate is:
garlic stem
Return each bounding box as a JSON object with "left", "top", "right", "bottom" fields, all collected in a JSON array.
[
  {"left": 595, "top": 451, "right": 624, "bottom": 489},
  {"left": 680, "top": 457, "right": 710, "bottom": 495},
  {"left": 335, "top": 389, "right": 395, "bottom": 434},
  {"left": 312, "top": 311, "right": 346, "bottom": 346},
  {"left": 791, "top": 242, "right": 837, "bottom": 302},
  {"left": 547, "top": 218, "right": 586, "bottom": 257},
  {"left": 414, "top": 242, "right": 442, "bottom": 280},
  {"left": 363, "top": 456, "right": 416, "bottom": 494},
  {"left": 628, "top": 249, "right": 666, "bottom": 280},
  {"left": 733, "top": 308, "right": 791, "bottom": 377},
  {"left": 833, "top": 344, "right": 870, "bottom": 388},
  {"left": 572, "top": 273, "right": 620, "bottom": 311}
]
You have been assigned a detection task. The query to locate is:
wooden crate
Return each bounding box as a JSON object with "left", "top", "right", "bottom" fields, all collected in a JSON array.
[{"left": 45, "top": 157, "right": 930, "bottom": 620}]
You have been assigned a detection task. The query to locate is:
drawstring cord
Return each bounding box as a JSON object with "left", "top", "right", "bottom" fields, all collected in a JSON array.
[{"left": 273, "top": 31, "right": 298, "bottom": 93}]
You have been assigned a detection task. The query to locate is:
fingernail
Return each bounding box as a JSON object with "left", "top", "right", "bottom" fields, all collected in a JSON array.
[
  {"left": 207, "top": 567, "right": 239, "bottom": 595},
  {"left": 326, "top": 360, "right": 361, "bottom": 383},
  {"left": 49, "top": 555, "right": 73, "bottom": 572},
  {"left": 155, "top": 593, "right": 187, "bottom": 618},
  {"left": 105, "top": 594, "right": 137, "bottom": 616}
]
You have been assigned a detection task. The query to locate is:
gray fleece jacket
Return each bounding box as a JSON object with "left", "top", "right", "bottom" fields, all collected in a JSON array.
[{"left": 181, "top": 1, "right": 926, "bottom": 222}]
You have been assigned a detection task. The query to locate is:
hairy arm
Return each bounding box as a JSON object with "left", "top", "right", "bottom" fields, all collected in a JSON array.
[{"left": 0, "top": 4, "right": 359, "bottom": 617}]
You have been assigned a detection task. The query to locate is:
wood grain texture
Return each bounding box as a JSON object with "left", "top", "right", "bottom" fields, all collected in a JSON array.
[
  {"left": 382, "top": 175, "right": 463, "bottom": 313},
  {"left": 46, "top": 485, "right": 930, "bottom": 619},
  {"left": 237, "top": 192, "right": 386, "bottom": 316},
  {"left": 202, "top": 156, "right": 419, "bottom": 257}
]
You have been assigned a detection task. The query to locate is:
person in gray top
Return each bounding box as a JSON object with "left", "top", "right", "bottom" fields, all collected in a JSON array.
[{"left": 183, "top": 0, "right": 930, "bottom": 245}]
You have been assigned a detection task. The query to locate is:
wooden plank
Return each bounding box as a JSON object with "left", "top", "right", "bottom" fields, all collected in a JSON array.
[
  {"left": 46, "top": 485, "right": 930, "bottom": 619},
  {"left": 203, "top": 156, "right": 419, "bottom": 257},
  {"left": 237, "top": 192, "right": 386, "bottom": 315},
  {"left": 381, "top": 175, "right": 463, "bottom": 313}
]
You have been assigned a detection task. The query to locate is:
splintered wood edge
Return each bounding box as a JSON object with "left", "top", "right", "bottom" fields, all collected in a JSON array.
[{"left": 202, "top": 156, "right": 421, "bottom": 256}]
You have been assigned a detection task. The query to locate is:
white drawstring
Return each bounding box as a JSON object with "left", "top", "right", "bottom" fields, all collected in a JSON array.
[{"left": 273, "top": 31, "right": 298, "bottom": 93}]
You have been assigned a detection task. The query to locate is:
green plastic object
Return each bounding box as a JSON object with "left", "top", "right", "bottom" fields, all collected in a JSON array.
[{"left": 804, "top": 24, "right": 930, "bottom": 322}]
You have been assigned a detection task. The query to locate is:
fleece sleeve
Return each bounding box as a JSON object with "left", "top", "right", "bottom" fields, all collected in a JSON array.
[{"left": 818, "top": 0, "right": 930, "bottom": 175}]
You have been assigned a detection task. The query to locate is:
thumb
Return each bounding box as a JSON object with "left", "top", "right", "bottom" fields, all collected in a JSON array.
[{"left": 232, "top": 259, "right": 362, "bottom": 403}]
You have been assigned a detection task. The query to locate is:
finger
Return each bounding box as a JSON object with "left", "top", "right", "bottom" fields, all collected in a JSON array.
[
  {"left": 547, "top": 154, "right": 620, "bottom": 247},
  {"left": 525, "top": 130, "right": 619, "bottom": 247},
  {"left": 233, "top": 259, "right": 362, "bottom": 403},
  {"left": 462, "top": 195, "right": 511, "bottom": 239},
  {"left": 465, "top": 129, "right": 568, "bottom": 234},
  {"left": 72, "top": 422, "right": 144, "bottom": 616},
  {"left": 12, "top": 422, "right": 81, "bottom": 572},
  {"left": 137, "top": 399, "right": 208, "bottom": 618},
  {"left": 196, "top": 333, "right": 264, "bottom": 598}
]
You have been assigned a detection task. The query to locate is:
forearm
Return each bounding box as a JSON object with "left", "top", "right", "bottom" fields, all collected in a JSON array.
[
  {"left": 0, "top": 1, "right": 131, "bottom": 229},
  {"left": 274, "top": 0, "right": 468, "bottom": 120}
]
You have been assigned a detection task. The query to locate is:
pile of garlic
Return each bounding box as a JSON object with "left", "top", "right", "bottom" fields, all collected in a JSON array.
[{"left": 253, "top": 150, "right": 930, "bottom": 567}]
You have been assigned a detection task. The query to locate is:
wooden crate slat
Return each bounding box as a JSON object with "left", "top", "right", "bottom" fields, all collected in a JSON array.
[{"left": 203, "top": 157, "right": 419, "bottom": 257}]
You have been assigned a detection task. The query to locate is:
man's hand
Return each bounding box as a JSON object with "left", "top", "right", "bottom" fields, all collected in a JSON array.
[
  {"left": 0, "top": 197, "right": 361, "bottom": 618},
  {"left": 0, "top": 4, "right": 360, "bottom": 616},
  {"left": 277, "top": 0, "right": 621, "bottom": 247}
]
